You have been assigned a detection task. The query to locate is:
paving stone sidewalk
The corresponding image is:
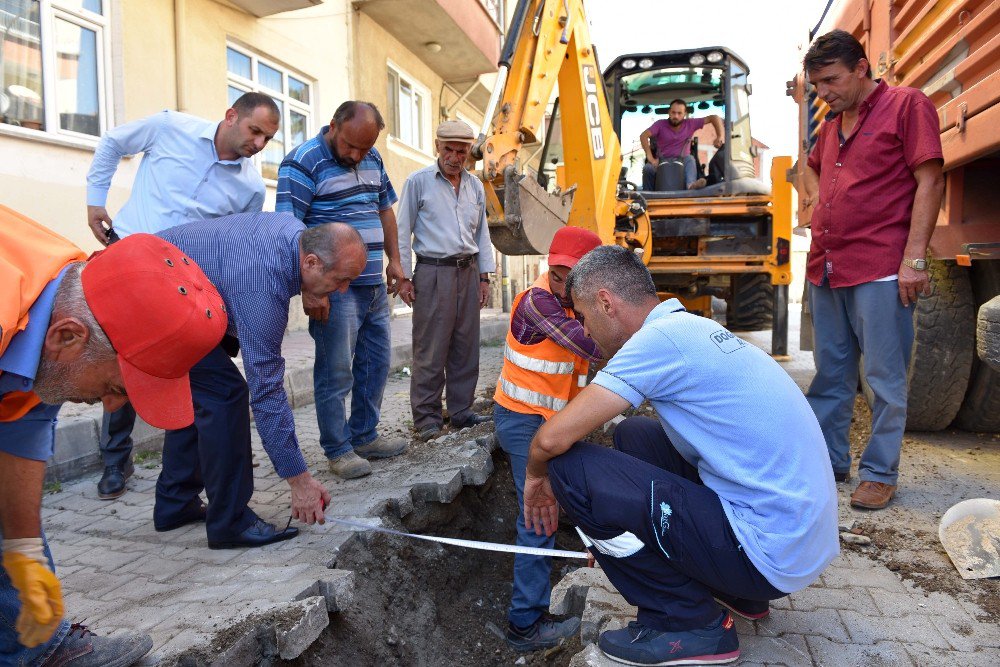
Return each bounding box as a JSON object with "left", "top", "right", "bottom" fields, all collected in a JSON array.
[
  {"left": 40, "top": 312, "right": 508, "bottom": 663},
  {"left": 37, "top": 305, "right": 1000, "bottom": 665}
]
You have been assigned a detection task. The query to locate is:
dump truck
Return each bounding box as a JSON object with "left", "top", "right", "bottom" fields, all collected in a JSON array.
[
  {"left": 788, "top": 0, "right": 1000, "bottom": 432},
  {"left": 473, "top": 0, "right": 794, "bottom": 355}
]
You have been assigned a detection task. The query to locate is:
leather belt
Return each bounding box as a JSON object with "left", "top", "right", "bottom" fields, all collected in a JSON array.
[{"left": 416, "top": 254, "right": 477, "bottom": 269}]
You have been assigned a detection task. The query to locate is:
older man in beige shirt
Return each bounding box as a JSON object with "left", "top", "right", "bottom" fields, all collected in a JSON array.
[{"left": 397, "top": 120, "right": 495, "bottom": 441}]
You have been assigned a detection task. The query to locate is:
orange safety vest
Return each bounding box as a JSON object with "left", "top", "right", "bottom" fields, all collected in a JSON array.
[
  {"left": 493, "top": 273, "right": 590, "bottom": 419},
  {"left": 0, "top": 205, "right": 88, "bottom": 422}
]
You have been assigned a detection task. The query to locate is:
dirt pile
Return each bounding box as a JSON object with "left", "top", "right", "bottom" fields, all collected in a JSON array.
[{"left": 287, "top": 452, "right": 584, "bottom": 666}]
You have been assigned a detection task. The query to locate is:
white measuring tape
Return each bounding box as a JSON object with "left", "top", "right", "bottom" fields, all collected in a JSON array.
[{"left": 325, "top": 516, "right": 589, "bottom": 560}]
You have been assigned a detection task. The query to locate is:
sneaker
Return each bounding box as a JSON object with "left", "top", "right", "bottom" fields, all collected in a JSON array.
[
  {"left": 328, "top": 451, "right": 372, "bottom": 479},
  {"left": 41, "top": 623, "right": 152, "bottom": 667},
  {"left": 97, "top": 460, "right": 134, "bottom": 500},
  {"left": 713, "top": 592, "right": 770, "bottom": 621},
  {"left": 354, "top": 436, "right": 408, "bottom": 460},
  {"left": 598, "top": 613, "right": 739, "bottom": 666},
  {"left": 850, "top": 481, "right": 896, "bottom": 510},
  {"left": 506, "top": 615, "right": 581, "bottom": 652}
]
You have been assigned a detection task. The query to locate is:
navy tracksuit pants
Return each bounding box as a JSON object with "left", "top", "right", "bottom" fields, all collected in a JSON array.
[
  {"left": 548, "top": 416, "right": 784, "bottom": 632},
  {"left": 154, "top": 345, "right": 257, "bottom": 540}
]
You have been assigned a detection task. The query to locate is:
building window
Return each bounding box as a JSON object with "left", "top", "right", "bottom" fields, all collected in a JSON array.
[
  {"left": 0, "top": 0, "right": 110, "bottom": 138},
  {"left": 386, "top": 64, "right": 428, "bottom": 152},
  {"left": 226, "top": 44, "right": 312, "bottom": 180}
]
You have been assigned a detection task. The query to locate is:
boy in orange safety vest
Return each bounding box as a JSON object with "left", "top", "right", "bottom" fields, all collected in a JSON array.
[{"left": 492, "top": 226, "right": 602, "bottom": 651}]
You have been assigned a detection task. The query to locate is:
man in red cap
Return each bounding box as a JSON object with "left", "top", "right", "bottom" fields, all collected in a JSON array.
[
  {"left": 491, "top": 225, "right": 603, "bottom": 652},
  {"left": 0, "top": 205, "right": 227, "bottom": 666}
]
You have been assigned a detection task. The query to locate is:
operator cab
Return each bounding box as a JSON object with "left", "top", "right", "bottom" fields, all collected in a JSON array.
[{"left": 604, "top": 48, "right": 769, "bottom": 198}]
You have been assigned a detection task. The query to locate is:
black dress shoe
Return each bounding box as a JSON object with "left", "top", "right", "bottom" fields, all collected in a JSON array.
[
  {"left": 451, "top": 414, "right": 493, "bottom": 429},
  {"left": 154, "top": 501, "right": 208, "bottom": 532},
  {"left": 97, "top": 460, "right": 134, "bottom": 500},
  {"left": 207, "top": 518, "right": 299, "bottom": 550}
]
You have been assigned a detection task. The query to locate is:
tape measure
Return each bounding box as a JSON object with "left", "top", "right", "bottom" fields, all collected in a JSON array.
[{"left": 325, "top": 516, "right": 589, "bottom": 560}]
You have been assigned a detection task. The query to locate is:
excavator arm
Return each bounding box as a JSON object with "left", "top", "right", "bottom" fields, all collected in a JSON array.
[{"left": 473, "top": 0, "right": 649, "bottom": 257}]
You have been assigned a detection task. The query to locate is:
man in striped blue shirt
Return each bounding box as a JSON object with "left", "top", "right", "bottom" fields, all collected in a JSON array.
[
  {"left": 155, "top": 213, "right": 367, "bottom": 549},
  {"left": 277, "top": 101, "right": 408, "bottom": 480}
]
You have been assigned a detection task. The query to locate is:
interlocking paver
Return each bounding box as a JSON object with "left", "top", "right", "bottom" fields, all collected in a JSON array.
[
  {"left": 789, "top": 585, "right": 875, "bottom": 613},
  {"left": 737, "top": 633, "right": 812, "bottom": 666},
  {"left": 804, "top": 635, "right": 914, "bottom": 666}
]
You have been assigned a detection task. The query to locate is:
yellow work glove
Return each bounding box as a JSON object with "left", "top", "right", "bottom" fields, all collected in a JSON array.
[{"left": 2, "top": 539, "right": 64, "bottom": 648}]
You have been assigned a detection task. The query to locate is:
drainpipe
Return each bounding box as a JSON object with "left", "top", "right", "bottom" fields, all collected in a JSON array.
[{"left": 174, "top": 0, "right": 186, "bottom": 112}]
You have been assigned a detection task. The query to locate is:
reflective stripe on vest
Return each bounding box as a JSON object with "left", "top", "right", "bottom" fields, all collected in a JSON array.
[
  {"left": 504, "top": 344, "right": 575, "bottom": 375},
  {"left": 498, "top": 376, "right": 569, "bottom": 412}
]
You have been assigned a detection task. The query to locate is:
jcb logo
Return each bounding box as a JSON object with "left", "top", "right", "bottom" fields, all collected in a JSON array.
[
  {"left": 710, "top": 329, "right": 746, "bottom": 354},
  {"left": 583, "top": 65, "right": 605, "bottom": 160}
]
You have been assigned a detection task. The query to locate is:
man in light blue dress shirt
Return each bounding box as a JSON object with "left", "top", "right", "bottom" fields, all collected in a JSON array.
[{"left": 85, "top": 93, "right": 280, "bottom": 500}]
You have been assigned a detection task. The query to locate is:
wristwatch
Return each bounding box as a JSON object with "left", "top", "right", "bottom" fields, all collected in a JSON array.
[
  {"left": 480, "top": 277, "right": 491, "bottom": 284},
  {"left": 902, "top": 258, "right": 928, "bottom": 271}
]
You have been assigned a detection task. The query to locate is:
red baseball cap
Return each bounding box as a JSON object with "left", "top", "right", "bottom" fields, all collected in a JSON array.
[
  {"left": 548, "top": 226, "right": 602, "bottom": 269},
  {"left": 81, "top": 234, "right": 227, "bottom": 430}
]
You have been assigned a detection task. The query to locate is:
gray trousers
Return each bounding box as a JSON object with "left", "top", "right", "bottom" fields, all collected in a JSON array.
[
  {"left": 410, "top": 261, "right": 481, "bottom": 430},
  {"left": 805, "top": 279, "right": 914, "bottom": 484}
]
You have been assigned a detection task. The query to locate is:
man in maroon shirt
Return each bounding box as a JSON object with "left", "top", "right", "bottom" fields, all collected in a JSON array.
[{"left": 801, "top": 30, "right": 944, "bottom": 510}]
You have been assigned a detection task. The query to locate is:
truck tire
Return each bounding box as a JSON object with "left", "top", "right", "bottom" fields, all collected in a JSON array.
[
  {"left": 726, "top": 274, "right": 773, "bottom": 331},
  {"left": 954, "top": 261, "right": 1000, "bottom": 432},
  {"left": 905, "top": 259, "right": 975, "bottom": 431},
  {"left": 977, "top": 296, "right": 1000, "bottom": 371}
]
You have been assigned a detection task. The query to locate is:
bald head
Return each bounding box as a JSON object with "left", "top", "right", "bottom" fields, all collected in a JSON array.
[{"left": 300, "top": 222, "right": 367, "bottom": 296}]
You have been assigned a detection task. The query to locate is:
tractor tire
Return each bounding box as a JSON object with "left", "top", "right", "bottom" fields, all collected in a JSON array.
[
  {"left": 726, "top": 274, "right": 773, "bottom": 332},
  {"left": 954, "top": 261, "right": 1000, "bottom": 432},
  {"left": 905, "top": 259, "right": 975, "bottom": 431}
]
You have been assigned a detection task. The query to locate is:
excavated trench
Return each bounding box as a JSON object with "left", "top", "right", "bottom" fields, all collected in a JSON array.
[{"left": 285, "top": 451, "right": 585, "bottom": 667}]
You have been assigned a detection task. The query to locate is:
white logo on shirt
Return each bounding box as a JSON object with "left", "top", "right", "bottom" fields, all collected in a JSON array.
[{"left": 710, "top": 329, "right": 747, "bottom": 354}]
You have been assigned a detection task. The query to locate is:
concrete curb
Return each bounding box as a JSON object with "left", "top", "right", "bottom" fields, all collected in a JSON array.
[{"left": 45, "top": 317, "right": 510, "bottom": 483}]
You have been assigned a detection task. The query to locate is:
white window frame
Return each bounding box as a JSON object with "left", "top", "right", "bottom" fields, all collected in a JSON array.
[
  {"left": 386, "top": 61, "right": 431, "bottom": 155},
  {"left": 225, "top": 42, "right": 314, "bottom": 181},
  {"left": 0, "top": 0, "right": 113, "bottom": 142}
]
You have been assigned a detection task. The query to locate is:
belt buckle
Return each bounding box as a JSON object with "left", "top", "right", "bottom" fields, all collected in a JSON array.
[{"left": 457, "top": 257, "right": 472, "bottom": 269}]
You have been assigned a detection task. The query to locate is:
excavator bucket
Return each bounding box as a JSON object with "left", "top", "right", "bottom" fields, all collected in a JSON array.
[{"left": 489, "top": 168, "right": 574, "bottom": 256}]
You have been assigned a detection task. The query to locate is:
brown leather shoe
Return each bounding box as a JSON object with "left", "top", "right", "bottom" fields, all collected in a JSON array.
[{"left": 850, "top": 481, "right": 896, "bottom": 509}]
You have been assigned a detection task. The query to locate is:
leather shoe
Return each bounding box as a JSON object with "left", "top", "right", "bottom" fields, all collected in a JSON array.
[
  {"left": 850, "top": 481, "right": 896, "bottom": 509},
  {"left": 97, "top": 460, "right": 134, "bottom": 500},
  {"left": 451, "top": 414, "right": 493, "bottom": 429},
  {"left": 833, "top": 470, "right": 851, "bottom": 483},
  {"left": 207, "top": 517, "right": 299, "bottom": 550},
  {"left": 154, "top": 501, "right": 208, "bottom": 532},
  {"left": 416, "top": 425, "right": 442, "bottom": 442}
]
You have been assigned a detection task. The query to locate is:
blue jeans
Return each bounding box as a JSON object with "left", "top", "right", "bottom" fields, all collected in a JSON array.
[
  {"left": 0, "top": 532, "right": 70, "bottom": 665},
  {"left": 310, "top": 283, "right": 391, "bottom": 459},
  {"left": 806, "top": 280, "right": 914, "bottom": 484},
  {"left": 494, "top": 404, "right": 553, "bottom": 627}
]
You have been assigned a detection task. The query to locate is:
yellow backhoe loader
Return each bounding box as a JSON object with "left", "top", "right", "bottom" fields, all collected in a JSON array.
[{"left": 473, "top": 0, "right": 794, "bottom": 354}]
